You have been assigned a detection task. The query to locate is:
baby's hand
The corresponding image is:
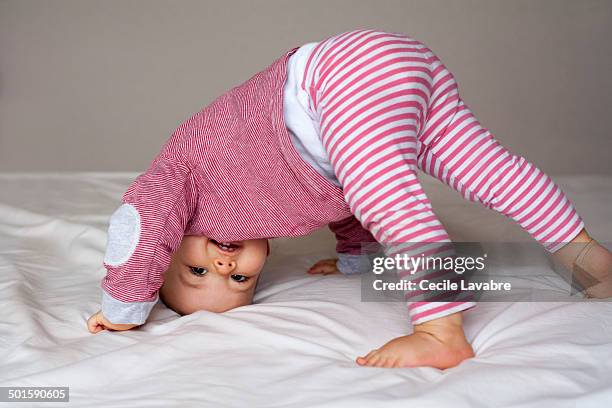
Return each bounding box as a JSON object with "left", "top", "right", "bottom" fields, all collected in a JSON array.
[
  {"left": 87, "top": 310, "right": 140, "bottom": 334},
  {"left": 307, "top": 258, "right": 339, "bottom": 275}
]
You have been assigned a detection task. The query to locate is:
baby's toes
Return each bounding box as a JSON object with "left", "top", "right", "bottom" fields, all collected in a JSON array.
[
  {"left": 374, "top": 356, "right": 390, "bottom": 368},
  {"left": 356, "top": 349, "right": 377, "bottom": 365},
  {"left": 373, "top": 351, "right": 397, "bottom": 368},
  {"left": 382, "top": 356, "right": 398, "bottom": 368},
  {"left": 375, "top": 346, "right": 406, "bottom": 368},
  {"left": 359, "top": 351, "right": 383, "bottom": 367},
  {"left": 367, "top": 354, "right": 382, "bottom": 367}
]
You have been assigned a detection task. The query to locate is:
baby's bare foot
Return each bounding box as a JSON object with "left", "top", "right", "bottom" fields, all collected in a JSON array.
[
  {"left": 575, "top": 240, "right": 612, "bottom": 298},
  {"left": 307, "top": 258, "right": 339, "bottom": 275},
  {"left": 553, "top": 230, "right": 612, "bottom": 298},
  {"left": 356, "top": 312, "right": 474, "bottom": 369}
]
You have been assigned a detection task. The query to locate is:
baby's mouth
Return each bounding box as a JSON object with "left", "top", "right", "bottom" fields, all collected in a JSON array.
[{"left": 209, "top": 238, "right": 243, "bottom": 253}]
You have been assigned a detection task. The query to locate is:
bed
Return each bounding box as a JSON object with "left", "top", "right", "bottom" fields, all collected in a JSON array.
[{"left": 1, "top": 172, "right": 611, "bottom": 407}]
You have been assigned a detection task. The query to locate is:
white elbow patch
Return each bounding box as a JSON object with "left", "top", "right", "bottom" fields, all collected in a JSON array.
[{"left": 104, "top": 203, "right": 141, "bottom": 266}]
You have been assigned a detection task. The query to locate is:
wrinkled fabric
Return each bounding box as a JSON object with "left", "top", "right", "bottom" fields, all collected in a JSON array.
[{"left": 0, "top": 173, "right": 611, "bottom": 407}]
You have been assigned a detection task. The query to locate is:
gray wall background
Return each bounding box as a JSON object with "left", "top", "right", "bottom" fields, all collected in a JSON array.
[{"left": 1, "top": 0, "right": 611, "bottom": 174}]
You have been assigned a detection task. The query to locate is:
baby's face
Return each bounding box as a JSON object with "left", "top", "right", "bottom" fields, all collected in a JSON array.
[{"left": 160, "top": 235, "right": 268, "bottom": 315}]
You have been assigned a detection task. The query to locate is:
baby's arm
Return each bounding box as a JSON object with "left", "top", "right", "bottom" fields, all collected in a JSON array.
[
  {"left": 313, "top": 216, "right": 382, "bottom": 275},
  {"left": 308, "top": 215, "right": 381, "bottom": 275},
  {"left": 88, "top": 126, "right": 198, "bottom": 332}
]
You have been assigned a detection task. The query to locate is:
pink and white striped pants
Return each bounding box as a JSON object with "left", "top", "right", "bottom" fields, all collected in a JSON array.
[{"left": 303, "top": 29, "right": 585, "bottom": 324}]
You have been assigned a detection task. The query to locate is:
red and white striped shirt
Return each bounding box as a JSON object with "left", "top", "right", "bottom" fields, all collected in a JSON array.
[{"left": 101, "top": 39, "right": 379, "bottom": 324}]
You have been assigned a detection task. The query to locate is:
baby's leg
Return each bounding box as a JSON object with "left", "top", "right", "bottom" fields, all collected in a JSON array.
[
  {"left": 418, "top": 112, "right": 584, "bottom": 249},
  {"left": 416, "top": 60, "right": 611, "bottom": 295},
  {"left": 307, "top": 30, "right": 476, "bottom": 368}
]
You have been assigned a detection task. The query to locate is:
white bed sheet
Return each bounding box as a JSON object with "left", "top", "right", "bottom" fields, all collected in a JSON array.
[{"left": 0, "top": 172, "right": 611, "bottom": 408}]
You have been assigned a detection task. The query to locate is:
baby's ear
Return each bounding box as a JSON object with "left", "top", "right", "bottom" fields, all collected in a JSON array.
[{"left": 266, "top": 240, "right": 270, "bottom": 256}]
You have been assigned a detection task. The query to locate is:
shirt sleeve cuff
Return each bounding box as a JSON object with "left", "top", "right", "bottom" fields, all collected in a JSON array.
[
  {"left": 101, "top": 290, "right": 158, "bottom": 325},
  {"left": 336, "top": 252, "right": 374, "bottom": 275}
]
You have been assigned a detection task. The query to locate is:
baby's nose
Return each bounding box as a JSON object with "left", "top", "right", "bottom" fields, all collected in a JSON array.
[{"left": 213, "top": 258, "right": 236, "bottom": 275}]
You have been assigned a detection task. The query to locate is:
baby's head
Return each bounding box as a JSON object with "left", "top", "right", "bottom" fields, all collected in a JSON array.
[{"left": 160, "top": 235, "right": 269, "bottom": 315}]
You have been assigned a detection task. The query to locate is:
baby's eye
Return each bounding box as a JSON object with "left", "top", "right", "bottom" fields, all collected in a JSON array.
[
  {"left": 189, "top": 266, "right": 208, "bottom": 277},
  {"left": 230, "top": 274, "right": 249, "bottom": 283}
]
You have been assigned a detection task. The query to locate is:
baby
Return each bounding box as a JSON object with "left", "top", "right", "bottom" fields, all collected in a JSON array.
[{"left": 87, "top": 29, "right": 612, "bottom": 370}]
